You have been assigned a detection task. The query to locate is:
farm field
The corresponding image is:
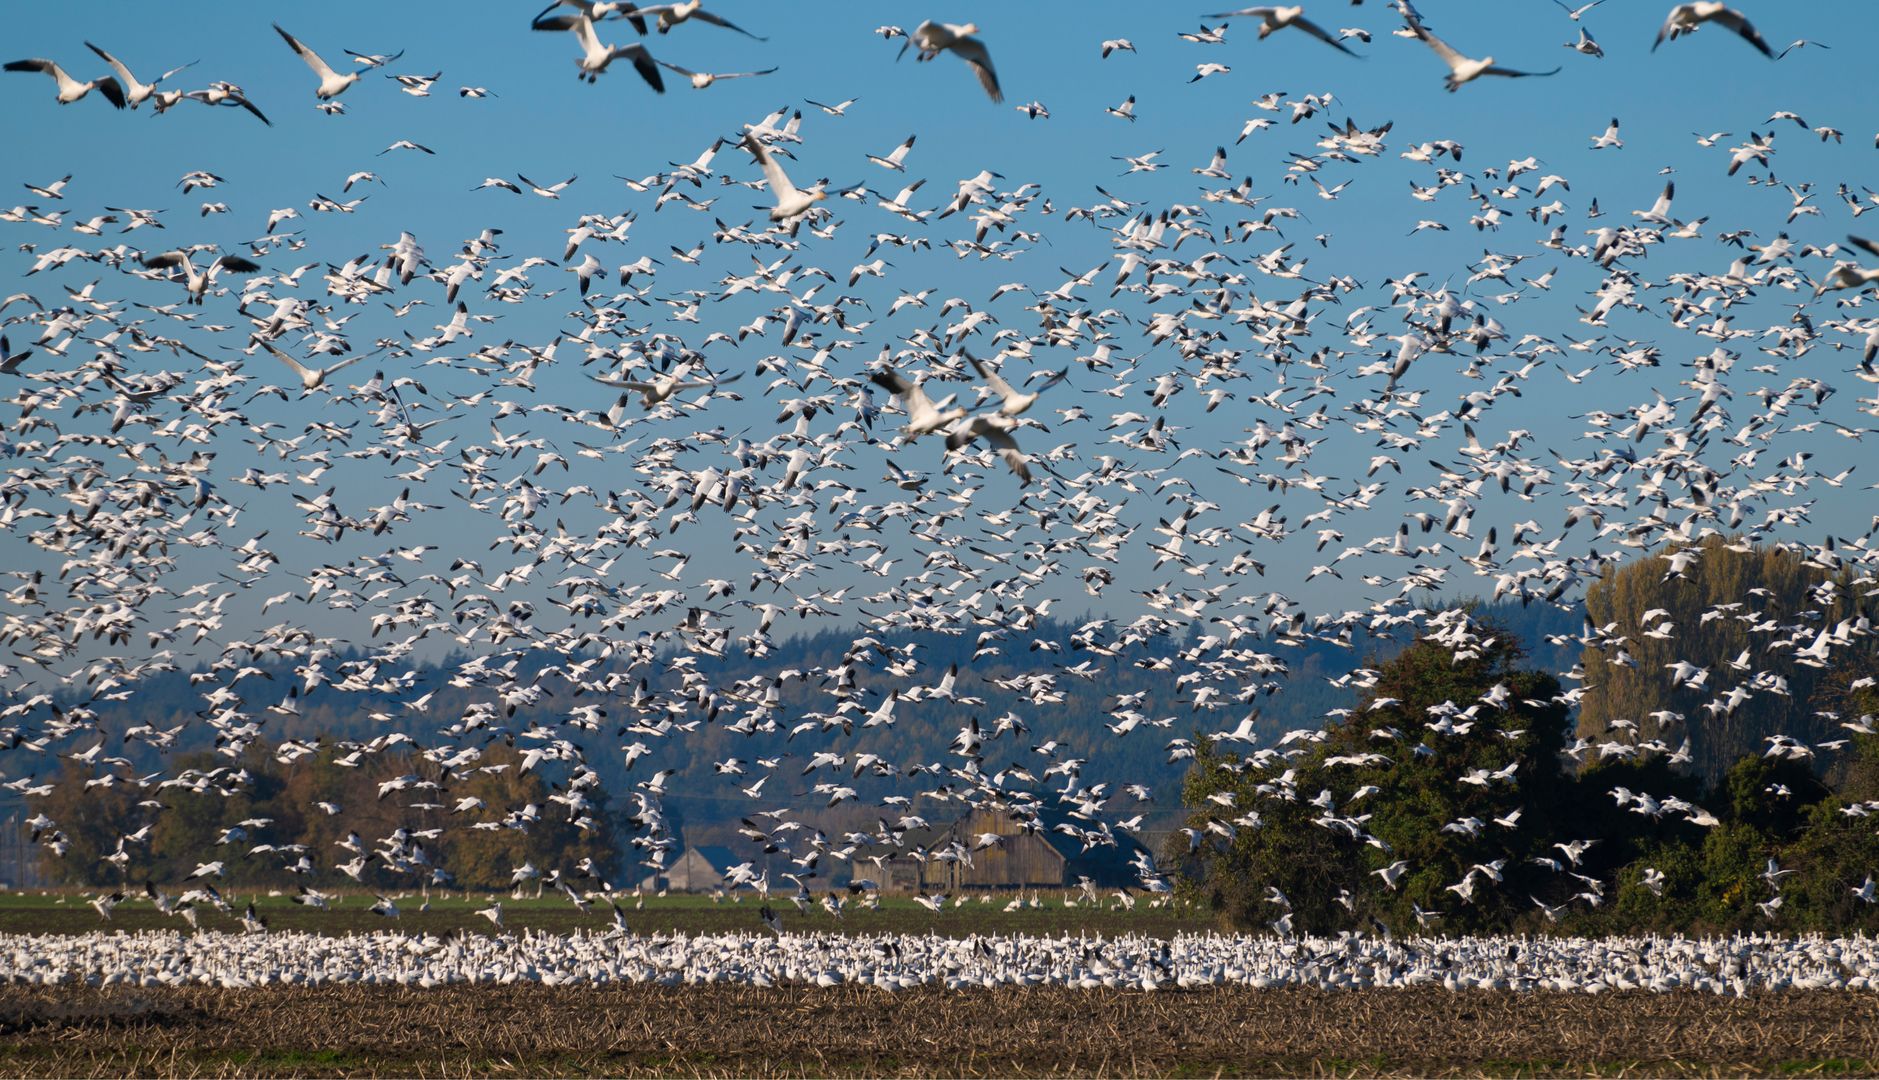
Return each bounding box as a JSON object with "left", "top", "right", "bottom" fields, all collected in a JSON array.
[
  {"left": 2, "top": 983, "right": 1875, "bottom": 1078},
  {"left": 0, "top": 889, "right": 1212, "bottom": 938}
]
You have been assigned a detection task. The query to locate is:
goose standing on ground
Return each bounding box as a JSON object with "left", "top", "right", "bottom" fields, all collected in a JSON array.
[
  {"left": 532, "top": 11, "right": 665, "bottom": 92},
  {"left": 3, "top": 57, "right": 127, "bottom": 108},
  {"left": 637, "top": 2, "right": 766, "bottom": 40},
  {"left": 82, "top": 43, "right": 195, "bottom": 108},
  {"left": 1401, "top": 7, "right": 1560, "bottom": 91},
  {"left": 274, "top": 25, "right": 363, "bottom": 100},
  {"left": 1653, "top": 3, "right": 1774, "bottom": 57},
  {"left": 140, "top": 249, "right": 262, "bottom": 305},
  {"left": 741, "top": 132, "right": 825, "bottom": 223},
  {"left": 900, "top": 21, "right": 1002, "bottom": 103},
  {"left": 1206, "top": 7, "right": 1362, "bottom": 56}
]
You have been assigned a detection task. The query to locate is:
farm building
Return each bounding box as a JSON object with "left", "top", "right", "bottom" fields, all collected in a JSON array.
[
  {"left": 637, "top": 844, "right": 739, "bottom": 892},
  {"left": 885, "top": 806, "right": 1149, "bottom": 893}
]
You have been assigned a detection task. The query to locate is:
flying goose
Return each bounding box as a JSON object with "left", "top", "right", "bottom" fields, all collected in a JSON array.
[
  {"left": 3, "top": 57, "right": 127, "bottom": 108},
  {"left": 532, "top": 11, "right": 665, "bottom": 91},
  {"left": 1653, "top": 3, "right": 1774, "bottom": 57},
  {"left": 274, "top": 24, "right": 362, "bottom": 100},
  {"left": 900, "top": 21, "right": 1002, "bottom": 103},
  {"left": 637, "top": 2, "right": 766, "bottom": 40},
  {"left": 591, "top": 363, "right": 741, "bottom": 407},
  {"left": 258, "top": 341, "right": 365, "bottom": 395},
  {"left": 1206, "top": 6, "right": 1361, "bottom": 56},
  {"left": 869, "top": 367, "right": 966, "bottom": 438},
  {"left": 1401, "top": 7, "right": 1560, "bottom": 91},
  {"left": 654, "top": 62, "right": 777, "bottom": 89},
  {"left": 945, "top": 413, "right": 1033, "bottom": 485},
  {"left": 741, "top": 132, "right": 826, "bottom": 222},
  {"left": 82, "top": 43, "right": 195, "bottom": 108},
  {"left": 139, "top": 249, "right": 262, "bottom": 304},
  {"left": 967, "top": 352, "right": 1066, "bottom": 417},
  {"left": 534, "top": 0, "right": 650, "bottom": 35}
]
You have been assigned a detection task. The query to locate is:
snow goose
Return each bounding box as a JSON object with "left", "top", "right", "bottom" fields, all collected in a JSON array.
[
  {"left": 179, "top": 83, "right": 271, "bottom": 125},
  {"left": 637, "top": 2, "right": 766, "bottom": 40},
  {"left": 967, "top": 352, "right": 1067, "bottom": 416},
  {"left": 3, "top": 57, "right": 126, "bottom": 108},
  {"left": 1653, "top": 3, "right": 1774, "bottom": 57},
  {"left": 535, "top": 0, "right": 650, "bottom": 35},
  {"left": 532, "top": 11, "right": 665, "bottom": 91},
  {"left": 274, "top": 24, "right": 362, "bottom": 100},
  {"left": 900, "top": 21, "right": 1002, "bottom": 103},
  {"left": 654, "top": 62, "right": 777, "bottom": 89},
  {"left": 140, "top": 248, "right": 262, "bottom": 305},
  {"left": 866, "top": 134, "right": 917, "bottom": 171},
  {"left": 1816, "top": 236, "right": 1879, "bottom": 297},
  {"left": 741, "top": 132, "right": 825, "bottom": 223},
  {"left": 945, "top": 413, "right": 1033, "bottom": 485},
  {"left": 592, "top": 363, "right": 740, "bottom": 408},
  {"left": 82, "top": 43, "right": 194, "bottom": 108},
  {"left": 258, "top": 341, "right": 364, "bottom": 395},
  {"left": 1401, "top": 7, "right": 1559, "bottom": 91},
  {"left": 869, "top": 367, "right": 965, "bottom": 437},
  {"left": 1207, "top": 7, "right": 1362, "bottom": 56}
]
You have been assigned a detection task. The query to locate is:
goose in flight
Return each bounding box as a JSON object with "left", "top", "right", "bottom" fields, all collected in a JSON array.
[
  {"left": 967, "top": 352, "right": 1067, "bottom": 417},
  {"left": 741, "top": 133, "right": 825, "bottom": 222},
  {"left": 259, "top": 341, "right": 364, "bottom": 395},
  {"left": 167, "top": 83, "right": 271, "bottom": 125},
  {"left": 3, "top": 57, "right": 127, "bottom": 108},
  {"left": 655, "top": 61, "right": 777, "bottom": 89},
  {"left": 900, "top": 21, "right": 1002, "bottom": 103},
  {"left": 945, "top": 413, "right": 1033, "bottom": 485},
  {"left": 83, "top": 43, "right": 195, "bottom": 108},
  {"left": 0, "top": 335, "right": 31, "bottom": 375},
  {"left": 1653, "top": 3, "right": 1774, "bottom": 57},
  {"left": 591, "top": 363, "right": 740, "bottom": 407},
  {"left": 867, "top": 135, "right": 917, "bottom": 171},
  {"left": 1401, "top": 8, "right": 1560, "bottom": 90},
  {"left": 1816, "top": 235, "right": 1879, "bottom": 297},
  {"left": 274, "top": 25, "right": 362, "bottom": 100},
  {"left": 140, "top": 249, "right": 261, "bottom": 305},
  {"left": 638, "top": 2, "right": 767, "bottom": 40},
  {"left": 870, "top": 368, "right": 966, "bottom": 438},
  {"left": 535, "top": 0, "right": 650, "bottom": 36},
  {"left": 532, "top": 11, "right": 665, "bottom": 91},
  {"left": 1206, "top": 7, "right": 1361, "bottom": 56}
]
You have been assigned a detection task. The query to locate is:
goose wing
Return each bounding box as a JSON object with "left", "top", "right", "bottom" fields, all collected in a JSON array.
[
  {"left": 83, "top": 42, "right": 137, "bottom": 88},
  {"left": 274, "top": 25, "right": 341, "bottom": 82},
  {"left": 949, "top": 36, "right": 1002, "bottom": 102},
  {"left": 1401, "top": 10, "right": 1465, "bottom": 72},
  {"left": 965, "top": 352, "right": 1019, "bottom": 404},
  {"left": 1289, "top": 14, "right": 1360, "bottom": 56},
  {"left": 691, "top": 8, "right": 767, "bottom": 41},
  {"left": 1710, "top": 6, "right": 1774, "bottom": 57},
  {"left": 619, "top": 43, "right": 665, "bottom": 92},
  {"left": 742, "top": 133, "right": 800, "bottom": 201}
]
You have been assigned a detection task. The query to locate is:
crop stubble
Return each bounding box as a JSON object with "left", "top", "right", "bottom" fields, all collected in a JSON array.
[{"left": 1, "top": 984, "right": 1876, "bottom": 1077}]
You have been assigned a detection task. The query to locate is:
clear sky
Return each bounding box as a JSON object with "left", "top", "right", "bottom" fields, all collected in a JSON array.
[{"left": 1, "top": 0, "right": 1876, "bottom": 674}]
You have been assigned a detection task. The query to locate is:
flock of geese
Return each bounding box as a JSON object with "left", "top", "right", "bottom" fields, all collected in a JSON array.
[
  {"left": 2, "top": 0, "right": 1879, "bottom": 951},
  {"left": 5, "top": 928, "right": 1876, "bottom": 993}
]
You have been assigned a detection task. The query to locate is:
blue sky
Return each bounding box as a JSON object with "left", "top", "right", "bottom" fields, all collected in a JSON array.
[{"left": 2, "top": 1, "right": 1877, "bottom": 668}]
